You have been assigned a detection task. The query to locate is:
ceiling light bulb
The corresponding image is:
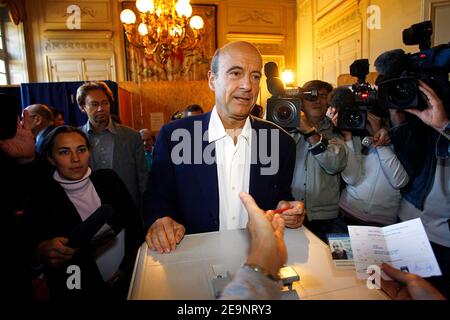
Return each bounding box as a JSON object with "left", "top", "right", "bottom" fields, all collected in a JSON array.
[
  {"left": 183, "top": 4, "right": 193, "bottom": 18},
  {"left": 190, "top": 15, "right": 204, "bottom": 30},
  {"left": 120, "top": 9, "right": 136, "bottom": 24},
  {"left": 138, "top": 23, "right": 149, "bottom": 35},
  {"left": 175, "top": 2, "right": 185, "bottom": 17},
  {"left": 136, "top": 0, "right": 154, "bottom": 13}
]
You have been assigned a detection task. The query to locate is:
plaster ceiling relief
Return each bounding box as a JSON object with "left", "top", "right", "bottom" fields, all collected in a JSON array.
[
  {"left": 45, "top": 40, "right": 113, "bottom": 52},
  {"left": 253, "top": 43, "right": 283, "bottom": 54},
  {"left": 228, "top": 6, "right": 282, "bottom": 27},
  {"left": 43, "top": 1, "right": 110, "bottom": 23},
  {"left": 237, "top": 10, "right": 274, "bottom": 24},
  {"left": 61, "top": 6, "right": 96, "bottom": 19}
]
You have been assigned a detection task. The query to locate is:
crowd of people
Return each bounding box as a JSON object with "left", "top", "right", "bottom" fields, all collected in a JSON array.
[{"left": 1, "top": 40, "right": 448, "bottom": 301}]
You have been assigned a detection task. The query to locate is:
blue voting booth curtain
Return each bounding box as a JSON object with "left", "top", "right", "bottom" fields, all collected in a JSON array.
[{"left": 20, "top": 81, "right": 119, "bottom": 127}]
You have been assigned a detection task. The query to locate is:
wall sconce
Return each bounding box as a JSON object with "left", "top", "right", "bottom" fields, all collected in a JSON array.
[{"left": 281, "top": 69, "right": 294, "bottom": 87}]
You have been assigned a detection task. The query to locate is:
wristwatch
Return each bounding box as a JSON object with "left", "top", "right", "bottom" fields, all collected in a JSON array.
[
  {"left": 303, "top": 128, "right": 318, "bottom": 139},
  {"left": 309, "top": 135, "right": 329, "bottom": 155},
  {"left": 243, "top": 263, "right": 280, "bottom": 282}
]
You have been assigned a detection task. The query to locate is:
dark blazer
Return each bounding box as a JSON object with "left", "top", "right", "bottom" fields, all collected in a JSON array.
[
  {"left": 80, "top": 121, "right": 149, "bottom": 208},
  {"left": 30, "top": 169, "right": 144, "bottom": 300},
  {"left": 147, "top": 112, "right": 296, "bottom": 234},
  {"left": 35, "top": 125, "right": 55, "bottom": 156}
]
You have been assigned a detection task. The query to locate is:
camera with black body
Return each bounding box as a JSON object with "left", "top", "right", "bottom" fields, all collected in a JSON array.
[
  {"left": 266, "top": 97, "right": 303, "bottom": 129},
  {"left": 332, "top": 59, "right": 382, "bottom": 133},
  {"left": 264, "top": 62, "right": 318, "bottom": 129},
  {"left": 376, "top": 21, "right": 450, "bottom": 111}
]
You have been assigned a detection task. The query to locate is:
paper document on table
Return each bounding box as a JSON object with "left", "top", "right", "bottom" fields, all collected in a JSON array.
[{"left": 348, "top": 218, "right": 442, "bottom": 279}]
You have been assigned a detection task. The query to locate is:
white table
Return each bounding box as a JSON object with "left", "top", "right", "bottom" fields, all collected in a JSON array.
[{"left": 128, "top": 227, "right": 389, "bottom": 300}]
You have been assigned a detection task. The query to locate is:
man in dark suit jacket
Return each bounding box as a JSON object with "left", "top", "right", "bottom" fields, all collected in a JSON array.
[
  {"left": 77, "top": 82, "right": 148, "bottom": 208},
  {"left": 23, "top": 103, "right": 55, "bottom": 155},
  {"left": 146, "top": 41, "right": 305, "bottom": 253}
]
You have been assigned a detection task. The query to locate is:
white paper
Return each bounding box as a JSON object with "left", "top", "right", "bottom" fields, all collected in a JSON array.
[
  {"left": 348, "top": 218, "right": 442, "bottom": 279},
  {"left": 95, "top": 230, "right": 125, "bottom": 282},
  {"left": 150, "top": 112, "right": 164, "bottom": 131}
]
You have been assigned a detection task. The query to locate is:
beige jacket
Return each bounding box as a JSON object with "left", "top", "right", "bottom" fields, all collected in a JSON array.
[{"left": 291, "top": 117, "right": 348, "bottom": 220}]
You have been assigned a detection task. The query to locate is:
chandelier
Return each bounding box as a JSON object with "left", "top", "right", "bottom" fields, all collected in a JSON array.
[{"left": 120, "top": 0, "right": 205, "bottom": 64}]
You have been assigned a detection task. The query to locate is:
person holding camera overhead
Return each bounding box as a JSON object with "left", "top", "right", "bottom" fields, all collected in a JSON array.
[
  {"left": 387, "top": 80, "right": 450, "bottom": 298},
  {"left": 290, "top": 80, "right": 348, "bottom": 242},
  {"left": 371, "top": 20, "right": 450, "bottom": 298},
  {"left": 326, "top": 89, "right": 409, "bottom": 226}
]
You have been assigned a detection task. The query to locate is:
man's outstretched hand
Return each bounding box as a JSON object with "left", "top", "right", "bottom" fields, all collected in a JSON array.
[{"left": 241, "top": 192, "right": 287, "bottom": 278}]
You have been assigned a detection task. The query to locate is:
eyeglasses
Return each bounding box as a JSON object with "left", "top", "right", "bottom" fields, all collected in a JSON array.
[{"left": 86, "top": 100, "right": 110, "bottom": 109}]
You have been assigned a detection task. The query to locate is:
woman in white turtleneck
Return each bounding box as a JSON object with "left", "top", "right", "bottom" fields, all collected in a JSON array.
[{"left": 31, "top": 126, "right": 144, "bottom": 300}]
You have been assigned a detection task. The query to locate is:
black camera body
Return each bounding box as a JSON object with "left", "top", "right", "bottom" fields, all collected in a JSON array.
[
  {"left": 264, "top": 62, "right": 318, "bottom": 129},
  {"left": 377, "top": 21, "right": 450, "bottom": 111},
  {"left": 336, "top": 59, "right": 380, "bottom": 133},
  {"left": 266, "top": 97, "right": 302, "bottom": 129},
  {"left": 378, "top": 77, "right": 420, "bottom": 109},
  {"left": 338, "top": 106, "right": 368, "bottom": 132}
]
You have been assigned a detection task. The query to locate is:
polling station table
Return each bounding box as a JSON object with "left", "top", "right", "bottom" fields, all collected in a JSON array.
[{"left": 127, "top": 227, "right": 389, "bottom": 300}]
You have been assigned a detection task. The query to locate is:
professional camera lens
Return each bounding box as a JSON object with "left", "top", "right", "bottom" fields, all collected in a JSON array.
[
  {"left": 276, "top": 105, "right": 292, "bottom": 121},
  {"left": 378, "top": 77, "right": 420, "bottom": 110},
  {"left": 273, "top": 101, "right": 296, "bottom": 126},
  {"left": 344, "top": 112, "right": 364, "bottom": 128},
  {"left": 390, "top": 81, "right": 416, "bottom": 105}
]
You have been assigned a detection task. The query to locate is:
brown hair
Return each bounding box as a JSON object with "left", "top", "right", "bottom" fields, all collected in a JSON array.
[
  {"left": 76, "top": 81, "right": 114, "bottom": 110},
  {"left": 42, "top": 125, "right": 90, "bottom": 160}
]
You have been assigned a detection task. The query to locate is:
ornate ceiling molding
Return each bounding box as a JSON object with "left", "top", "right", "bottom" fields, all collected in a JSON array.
[
  {"left": 317, "top": 8, "right": 359, "bottom": 39},
  {"left": 43, "top": 30, "right": 113, "bottom": 52},
  {"left": 227, "top": 6, "right": 282, "bottom": 28},
  {"left": 314, "top": 5, "right": 361, "bottom": 46},
  {"left": 237, "top": 10, "right": 274, "bottom": 24},
  {"left": 226, "top": 33, "right": 285, "bottom": 44},
  {"left": 226, "top": 33, "right": 286, "bottom": 53}
]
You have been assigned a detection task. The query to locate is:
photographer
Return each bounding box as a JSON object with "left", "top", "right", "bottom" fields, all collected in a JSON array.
[
  {"left": 290, "top": 80, "right": 348, "bottom": 242},
  {"left": 327, "top": 104, "right": 409, "bottom": 226},
  {"left": 389, "top": 80, "right": 449, "bottom": 298}
]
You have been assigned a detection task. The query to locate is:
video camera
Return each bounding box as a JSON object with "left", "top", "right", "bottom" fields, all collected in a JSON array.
[
  {"left": 264, "top": 62, "right": 318, "bottom": 129},
  {"left": 330, "top": 59, "right": 383, "bottom": 133},
  {"left": 376, "top": 20, "right": 450, "bottom": 111}
]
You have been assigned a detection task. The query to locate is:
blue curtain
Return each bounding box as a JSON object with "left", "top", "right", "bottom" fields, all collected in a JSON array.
[{"left": 20, "top": 81, "right": 119, "bottom": 127}]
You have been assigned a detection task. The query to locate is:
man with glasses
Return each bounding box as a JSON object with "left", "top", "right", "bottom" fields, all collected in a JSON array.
[
  {"left": 290, "top": 80, "right": 348, "bottom": 242},
  {"left": 77, "top": 81, "right": 148, "bottom": 209}
]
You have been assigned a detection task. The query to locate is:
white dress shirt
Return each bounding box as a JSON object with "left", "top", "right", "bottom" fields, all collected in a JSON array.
[{"left": 208, "top": 107, "right": 252, "bottom": 230}]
